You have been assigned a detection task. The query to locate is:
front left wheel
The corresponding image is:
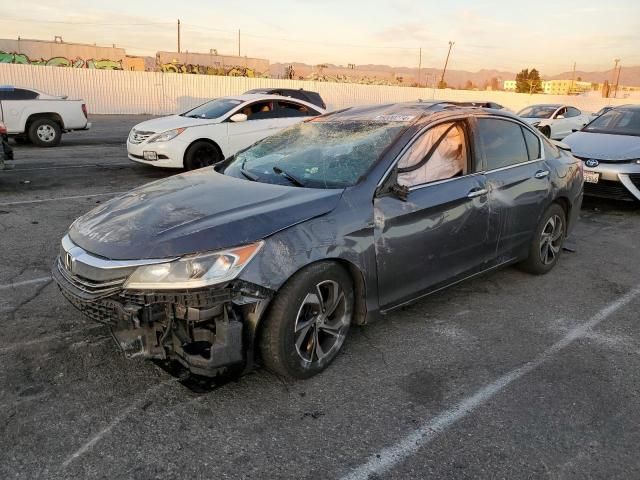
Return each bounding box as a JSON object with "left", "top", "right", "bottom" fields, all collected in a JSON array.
[
  {"left": 259, "top": 262, "right": 354, "bottom": 379},
  {"left": 183, "top": 141, "right": 221, "bottom": 170}
]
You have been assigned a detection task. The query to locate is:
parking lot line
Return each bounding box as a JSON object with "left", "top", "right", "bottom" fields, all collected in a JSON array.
[
  {"left": 340, "top": 284, "right": 640, "bottom": 480},
  {"left": 0, "top": 276, "right": 52, "bottom": 291},
  {"left": 61, "top": 377, "right": 180, "bottom": 468},
  {"left": 0, "top": 192, "right": 127, "bottom": 207}
]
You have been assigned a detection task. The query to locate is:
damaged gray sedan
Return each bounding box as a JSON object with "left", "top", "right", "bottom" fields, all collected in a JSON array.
[{"left": 53, "top": 102, "right": 583, "bottom": 380}]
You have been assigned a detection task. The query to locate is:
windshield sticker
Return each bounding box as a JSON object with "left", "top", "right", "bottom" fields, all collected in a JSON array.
[{"left": 373, "top": 115, "right": 416, "bottom": 122}]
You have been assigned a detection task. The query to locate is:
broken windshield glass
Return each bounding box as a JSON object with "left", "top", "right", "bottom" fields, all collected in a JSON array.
[{"left": 224, "top": 120, "right": 408, "bottom": 189}]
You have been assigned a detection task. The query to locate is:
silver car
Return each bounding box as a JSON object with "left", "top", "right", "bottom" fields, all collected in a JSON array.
[{"left": 564, "top": 105, "right": 640, "bottom": 202}]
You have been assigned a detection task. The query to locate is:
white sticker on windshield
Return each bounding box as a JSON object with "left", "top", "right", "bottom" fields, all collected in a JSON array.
[{"left": 373, "top": 115, "right": 416, "bottom": 122}]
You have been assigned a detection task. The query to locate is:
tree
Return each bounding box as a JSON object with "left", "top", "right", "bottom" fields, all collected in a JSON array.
[
  {"left": 515, "top": 68, "right": 543, "bottom": 93},
  {"left": 489, "top": 77, "right": 500, "bottom": 91},
  {"left": 437, "top": 80, "right": 448, "bottom": 89},
  {"left": 464, "top": 80, "right": 474, "bottom": 90}
]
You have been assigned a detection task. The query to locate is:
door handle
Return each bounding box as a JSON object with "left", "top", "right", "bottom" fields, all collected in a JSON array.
[
  {"left": 467, "top": 188, "right": 488, "bottom": 198},
  {"left": 534, "top": 170, "right": 550, "bottom": 179}
]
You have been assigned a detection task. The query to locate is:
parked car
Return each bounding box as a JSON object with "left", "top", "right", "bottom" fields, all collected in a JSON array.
[
  {"left": 564, "top": 104, "right": 640, "bottom": 202},
  {"left": 0, "top": 85, "right": 90, "bottom": 147},
  {"left": 452, "top": 101, "right": 509, "bottom": 111},
  {"left": 53, "top": 102, "right": 583, "bottom": 380},
  {"left": 1, "top": 120, "right": 14, "bottom": 169},
  {"left": 244, "top": 88, "right": 326, "bottom": 110},
  {"left": 127, "top": 94, "right": 325, "bottom": 170},
  {"left": 591, "top": 105, "right": 624, "bottom": 118},
  {"left": 517, "top": 104, "right": 591, "bottom": 139}
]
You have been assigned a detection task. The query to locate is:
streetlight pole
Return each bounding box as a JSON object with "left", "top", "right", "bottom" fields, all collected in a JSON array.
[
  {"left": 439, "top": 41, "right": 454, "bottom": 88},
  {"left": 610, "top": 58, "right": 620, "bottom": 98}
]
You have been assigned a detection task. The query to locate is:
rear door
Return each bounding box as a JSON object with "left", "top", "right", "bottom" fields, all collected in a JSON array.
[
  {"left": 476, "top": 117, "right": 551, "bottom": 261},
  {"left": 0, "top": 88, "right": 39, "bottom": 133},
  {"left": 374, "top": 119, "right": 496, "bottom": 309}
]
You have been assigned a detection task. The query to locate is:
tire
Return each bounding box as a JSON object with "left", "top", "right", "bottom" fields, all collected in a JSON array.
[
  {"left": 183, "top": 141, "right": 221, "bottom": 170},
  {"left": 540, "top": 125, "right": 551, "bottom": 138},
  {"left": 28, "top": 118, "right": 61, "bottom": 147},
  {"left": 519, "top": 203, "right": 566, "bottom": 275},
  {"left": 259, "top": 262, "right": 354, "bottom": 379}
]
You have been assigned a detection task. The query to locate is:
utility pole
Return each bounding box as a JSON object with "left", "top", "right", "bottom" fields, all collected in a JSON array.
[
  {"left": 439, "top": 41, "right": 454, "bottom": 88},
  {"left": 569, "top": 61, "right": 576, "bottom": 94},
  {"left": 177, "top": 19, "right": 181, "bottom": 53},
  {"left": 614, "top": 64, "right": 622, "bottom": 98},
  {"left": 610, "top": 58, "right": 620, "bottom": 98},
  {"left": 417, "top": 48, "right": 422, "bottom": 87},
  {"left": 238, "top": 29, "right": 241, "bottom": 57}
]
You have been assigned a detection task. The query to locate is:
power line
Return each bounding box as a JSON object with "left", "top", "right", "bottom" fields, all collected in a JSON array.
[{"left": 0, "top": 17, "right": 173, "bottom": 26}]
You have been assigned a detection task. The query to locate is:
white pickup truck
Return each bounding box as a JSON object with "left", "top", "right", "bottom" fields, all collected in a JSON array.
[{"left": 0, "top": 86, "right": 91, "bottom": 147}]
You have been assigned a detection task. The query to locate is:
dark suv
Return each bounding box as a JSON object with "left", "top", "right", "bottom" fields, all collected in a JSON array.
[{"left": 244, "top": 88, "right": 326, "bottom": 110}]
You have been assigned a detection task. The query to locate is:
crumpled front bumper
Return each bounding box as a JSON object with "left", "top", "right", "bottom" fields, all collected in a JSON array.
[{"left": 52, "top": 256, "right": 272, "bottom": 377}]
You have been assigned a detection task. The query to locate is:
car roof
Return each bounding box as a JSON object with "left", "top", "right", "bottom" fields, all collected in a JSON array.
[
  {"left": 314, "top": 101, "right": 521, "bottom": 125},
  {"left": 525, "top": 104, "right": 563, "bottom": 108},
  {"left": 617, "top": 104, "right": 640, "bottom": 111},
  {"left": 220, "top": 93, "right": 324, "bottom": 109}
]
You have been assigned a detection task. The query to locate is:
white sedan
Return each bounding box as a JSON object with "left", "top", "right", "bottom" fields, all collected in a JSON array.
[
  {"left": 517, "top": 104, "right": 591, "bottom": 140},
  {"left": 127, "top": 94, "right": 325, "bottom": 169}
]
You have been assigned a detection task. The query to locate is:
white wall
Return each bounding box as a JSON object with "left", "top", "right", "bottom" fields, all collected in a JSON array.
[{"left": 0, "top": 63, "right": 633, "bottom": 115}]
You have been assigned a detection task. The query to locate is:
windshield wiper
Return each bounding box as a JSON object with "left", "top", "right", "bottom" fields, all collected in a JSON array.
[
  {"left": 273, "top": 166, "right": 305, "bottom": 187},
  {"left": 240, "top": 168, "right": 258, "bottom": 181}
]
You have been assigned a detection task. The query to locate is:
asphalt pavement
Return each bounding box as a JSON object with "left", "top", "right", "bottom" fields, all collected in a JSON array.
[{"left": 1, "top": 115, "right": 639, "bottom": 480}]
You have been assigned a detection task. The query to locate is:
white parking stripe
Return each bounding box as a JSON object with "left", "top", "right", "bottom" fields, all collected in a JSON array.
[
  {"left": 340, "top": 285, "right": 640, "bottom": 480},
  {"left": 62, "top": 378, "right": 179, "bottom": 467},
  {"left": 0, "top": 192, "right": 126, "bottom": 207},
  {"left": 0, "top": 276, "right": 52, "bottom": 291}
]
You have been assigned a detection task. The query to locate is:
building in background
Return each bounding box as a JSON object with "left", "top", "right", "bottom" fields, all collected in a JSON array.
[
  {"left": 156, "top": 51, "right": 269, "bottom": 77},
  {"left": 542, "top": 79, "right": 593, "bottom": 95},
  {"left": 503, "top": 80, "right": 516, "bottom": 91}
]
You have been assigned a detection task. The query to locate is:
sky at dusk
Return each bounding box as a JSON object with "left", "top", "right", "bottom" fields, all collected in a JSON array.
[{"left": 0, "top": 0, "right": 638, "bottom": 75}]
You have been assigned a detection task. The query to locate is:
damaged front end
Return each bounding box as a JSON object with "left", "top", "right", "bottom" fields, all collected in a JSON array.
[{"left": 52, "top": 235, "right": 272, "bottom": 377}]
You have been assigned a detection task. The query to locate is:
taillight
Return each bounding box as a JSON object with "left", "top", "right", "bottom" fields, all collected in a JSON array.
[
  {"left": 81, "top": 103, "right": 88, "bottom": 119},
  {"left": 0, "top": 121, "right": 6, "bottom": 135}
]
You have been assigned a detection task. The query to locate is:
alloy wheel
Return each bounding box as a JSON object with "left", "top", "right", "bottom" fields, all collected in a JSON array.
[
  {"left": 293, "top": 280, "right": 349, "bottom": 364},
  {"left": 539, "top": 214, "right": 564, "bottom": 265},
  {"left": 36, "top": 125, "right": 56, "bottom": 143}
]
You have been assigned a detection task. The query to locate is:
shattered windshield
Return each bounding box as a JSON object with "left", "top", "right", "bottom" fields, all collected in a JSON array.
[
  {"left": 583, "top": 109, "right": 640, "bottom": 136},
  {"left": 181, "top": 98, "right": 244, "bottom": 119},
  {"left": 517, "top": 105, "right": 558, "bottom": 119},
  {"left": 224, "top": 120, "right": 408, "bottom": 188}
]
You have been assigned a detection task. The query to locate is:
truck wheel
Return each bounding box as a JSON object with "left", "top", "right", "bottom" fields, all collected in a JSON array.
[
  {"left": 28, "top": 119, "right": 61, "bottom": 147},
  {"left": 259, "top": 262, "right": 354, "bottom": 379}
]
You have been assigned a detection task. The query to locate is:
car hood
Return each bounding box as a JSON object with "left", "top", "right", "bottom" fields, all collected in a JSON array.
[
  {"left": 69, "top": 170, "right": 344, "bottom": 260},
  {"left": 563, "top": 131, "right": 640, "bottom": 160},
  {"left": 132, "top": 114, "right": 219, "bottom": 133}
]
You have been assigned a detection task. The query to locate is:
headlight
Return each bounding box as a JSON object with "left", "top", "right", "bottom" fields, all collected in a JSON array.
[
  {"left": 147, "top": 127, "right": 186, "bottom": 143},
  {"left": 123, "top": 242, "right": 263, "bottom": 290}
]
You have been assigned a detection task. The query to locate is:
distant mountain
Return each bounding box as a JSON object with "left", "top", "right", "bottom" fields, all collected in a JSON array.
[
  {"left": 271, "top": 62, "right": 640, "bottom": 88},
  {"left": 548, "top": 66, "right": 640, "bottom": 86}
]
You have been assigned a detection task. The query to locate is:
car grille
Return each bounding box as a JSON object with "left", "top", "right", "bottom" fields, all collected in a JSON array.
[
  {"left": 584, "top": 179, "right": 636, "bottom": 202},
  {"left": 129, "top": 129, "right": 155, "bottom": 144},
  {"left": 55, "top": 256, "right": 127, "bottom": 299},
  {"left": 629, "top": 174, "right": 640, "bottom": 190}
]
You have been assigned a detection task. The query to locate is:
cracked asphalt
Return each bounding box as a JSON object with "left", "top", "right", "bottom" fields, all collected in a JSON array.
[{"left": 1, "top": 115, "right": 639, "bottom": 480}]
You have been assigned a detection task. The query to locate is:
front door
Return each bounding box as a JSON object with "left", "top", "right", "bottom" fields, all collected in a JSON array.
[
  {"left": 374, "top": 120, "right": 495, "bottom": 309},
  {"left": 225, "top": 100, "right": 282, "bottom": 154}
]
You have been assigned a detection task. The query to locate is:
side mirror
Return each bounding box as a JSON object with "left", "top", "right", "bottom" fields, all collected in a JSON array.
[
  {"left": 551, "top": 140, "right": 572, "bottom": 152},
  {"left": 230, "top": 113, "right": 248, "bottom": 123},
  {"left": 571, "top": 128, "right": 579, "bottom": 133}
]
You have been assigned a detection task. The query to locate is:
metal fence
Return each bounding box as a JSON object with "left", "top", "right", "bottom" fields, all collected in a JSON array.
[{"left": 0, "top": 63, "right": 632, "bottom": 115}]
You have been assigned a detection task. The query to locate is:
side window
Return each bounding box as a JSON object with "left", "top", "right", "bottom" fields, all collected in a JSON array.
[
  {"left": 521, "top": 127, "right": 541, "bottom": 160},
  {"left": 476, "top": 118, "right": 529, "bottom": 170},
  {"left": 3, "top": 89, "right": 38, "bottom": 100},
  {"left": 238, "top": 101, "right": 276, "bottom": 121},
  {"left": 397, "top": 122, "right": 468, "bottom": 187},
  {"left": 276, "top": 101, "right": 318, "bottom": 118},
  {"left": 555, "top": 107, "right": 567, "bottom": 118},
  {"left": 565, "top": 107, "right": 581, "bottom": 118}
]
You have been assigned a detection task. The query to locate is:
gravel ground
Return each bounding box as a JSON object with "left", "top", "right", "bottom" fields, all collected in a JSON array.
[{"left": 1, "top": 115, "right": 639, "bottom": 480}]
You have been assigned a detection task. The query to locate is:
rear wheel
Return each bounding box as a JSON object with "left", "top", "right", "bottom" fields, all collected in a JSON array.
[
  {"left": 519, "top": 203, "right": 566, "bottom": 275},
  {"left": 28, "top": 118, "right": 61, "bottom": 147},
  {"left": 260, "top": 262, "right": 354, "bottom": 379},
  {"left": 183, "top": 141, "right": 220, "bottom": 170}
]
